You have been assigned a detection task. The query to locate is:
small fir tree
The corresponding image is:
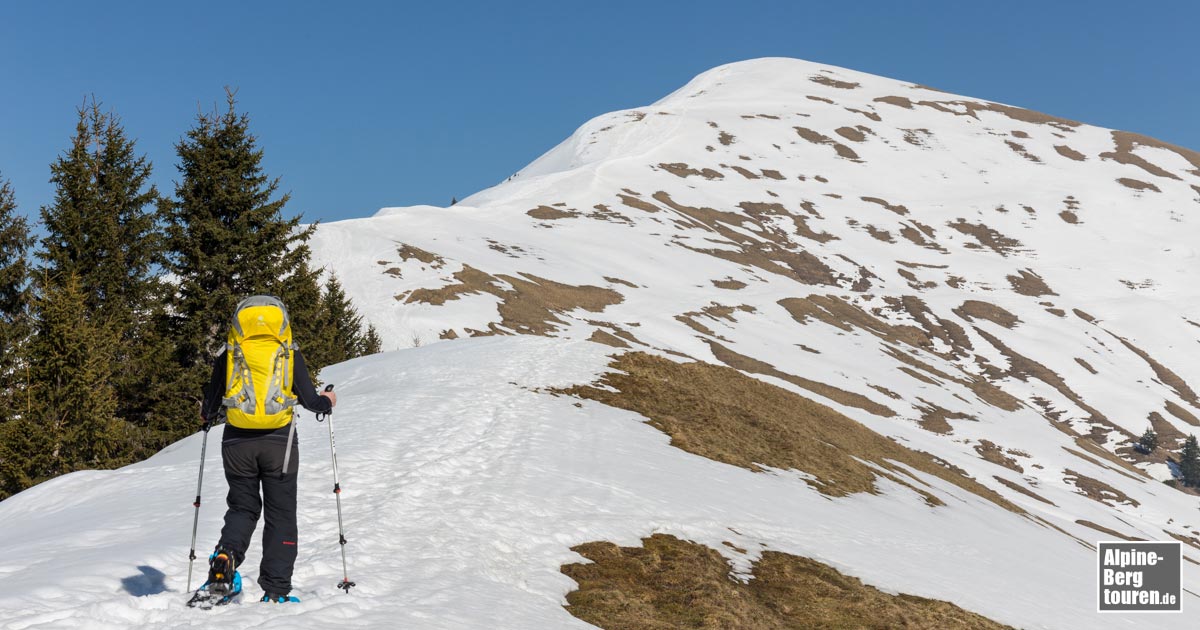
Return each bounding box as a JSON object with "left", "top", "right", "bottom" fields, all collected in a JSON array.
[
  {"left": 1139, "top": 428, "right": 1158, "bottom": 454},
  {"left": 323, "top": 274, "right": 365, "bottom": 364},
  {"left": 360, "top": 323, "right": 383, "bottom": 356}
]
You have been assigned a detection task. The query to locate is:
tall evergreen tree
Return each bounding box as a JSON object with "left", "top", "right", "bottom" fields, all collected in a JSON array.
[
  {"left": 26, "top": 272, "right": 124, "bottom": 474},
  {"left": 162, "top": 90, "right": 322, "bottom": 404},
  {"left": 36, "top": 101, "right": 166, "bottom": 445},
  {"left": 39, "top": 101, "right": 161, "bottom": 315},
  {"left": 0, "top": 175, "right": 37, "bottom": 499},
  {"left": 0, "top": 176, "right": 33, "bottom": 408},
  {"left": 1180, "top": 435, "right": 1200, "bottom": 487}
]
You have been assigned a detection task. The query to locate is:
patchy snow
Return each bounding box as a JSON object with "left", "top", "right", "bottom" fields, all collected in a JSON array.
[{"left": 3, "top": 338, "right": 1195, "bottom": 629}]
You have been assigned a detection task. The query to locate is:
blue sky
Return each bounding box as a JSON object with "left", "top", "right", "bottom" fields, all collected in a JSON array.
[{"left": 1, "top": 1, "right": 1196, "bottom": 226}]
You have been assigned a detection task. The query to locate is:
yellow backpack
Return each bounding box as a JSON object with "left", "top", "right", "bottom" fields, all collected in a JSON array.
[{"left": 222, "top": 295, "right": 298, "bottom": 429}]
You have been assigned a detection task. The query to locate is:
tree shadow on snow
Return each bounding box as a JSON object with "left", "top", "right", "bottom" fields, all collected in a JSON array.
[{"left": 121, "top": 565, "right": 171, "bottom": 596}]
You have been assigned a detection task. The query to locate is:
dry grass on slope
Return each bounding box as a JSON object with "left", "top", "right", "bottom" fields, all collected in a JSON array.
[
  {"left": 562, "top": 534, "right": 1014, "bottom": 630},
  {"left": 561, "top": 352, "right": 1019, "bottom": 512},
  {"left": 405, "top": 265, "right": 623, "bottom": 336}
]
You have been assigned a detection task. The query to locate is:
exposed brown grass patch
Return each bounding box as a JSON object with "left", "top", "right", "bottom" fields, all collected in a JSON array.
[
  {"left": 1076, "top": 520, "right": 1144, "bottom": 542},
  {"left": 975, "top": 328, "right": 1110, "bottom": 426},
  {"left": 1166, "top": 401, "right": 1200, "bottom": 427},
  {"left": 589, "top": 329, "right": 631, "bottom": 349},
  {"left": 718, "top": 131, "right": 735, "bottom": 146},
  {"left": 1116, "top": 177, "right": 1160, "bottom": 192},
  {"left": 975, "top": 440, "right": 1023, "bottom": 472},
  {"left": 861, "top": 196, "right": 910, "bottom": 215},
  {"left": 728, "top": 165, "right": 759, "bottom": 179},
  {"left": 994, "top": 476, "right": 1056, "bottom": 506},
  {"left": 397, "top": 244, "right": 446, "bottom": 268},
  {"left": 712, "top": 278, "right": 747, "bottom": 290},
  {"left": 953, "top": 300, "right": 1020, "bottom": 329},
  {"left": 806, "top": 95, "right": 834, "bottom": 104},
  {"left": 866, "top": 224, "right": 894, "bottom": 242},
  {"left": 1004, "top": 140, "right": 1042, "bottom": 163},
  {"left": 1054, "top": 145, "right": 1086, "bottom": 161},
  {"left": 948, "top": 220, "right": 1023, "bottom": 256},
  {"left": 902, "top": 128, "right": 934, "bottom": 147},
  {"left": 1072, "top": 437, "right": 1147, "bottom": 481},
  {"left": 527, "top": 205, "right": 580, "bottom": 220},
  {"left": 873, "top": 96, "right": 1082, "bottom": 132},
  {"left": 603, "top": 276, "right": 638, "bottom": 288},
  {"left": 1064, "top": 469, "right": 1139, "bottom": 507},
  {"left": 659, "top": 162, "right": 724, "bottom": 180},
  {"left": 405, "top": 265, "right": 622, "bottom": 335},
  {"left": 809, "top": 74, "right": 861, "bottom": 89},
  {"left": 899, "top": 222, "right": 947, "bottom": 252},
  {"left": 653, "top": 192, "right": 839, "bottom": 286},
  {"left": 1075, "top": 358, "right": 1097, "bottom": 374},
  {"left": 794, "top": 127, "right": 860, "bottom": 160},
  {"left": 761, "top": 169, "right": 785, "bottom": 180},
  {"left": 916, "top": 401, "right": 974, "bottom": 434},
  {"left": 1109, "top": 333, "right": 1199, "bottom": 406},
  {"left": 776, "top": 294, "right": 1024, "bottom": 411},
  {"left": 562, "top": 352, "right": 1018, "bottom": 512},
  {"left": 835, "top": 126, "right": 866, "bottom": 142},
  {"left": 1059, "top": 210, "right": 1079, "bottom": 224},
  {"left": 738, "top": 201, "right": 837, "bottom": 244},
  {"left": 617, "top": 192, "right": 661, "bottom": 214},
  {"left": 845, "top": 107, "right": 882, "bottom": 121},
  {"left": 563, "top": 534, "right": 1014, "bottom": 630},
  {"left": 1006, "top": 269, "right": 1056, "bottom": 296},
  {"left": 705, "top": 340, "right": 895, "bottom": 418},
  {"left": 1101, "top": 130, "right": 1198, "bottom": 179}
]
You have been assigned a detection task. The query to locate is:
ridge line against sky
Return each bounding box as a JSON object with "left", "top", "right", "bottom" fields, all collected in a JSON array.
[{"left": 0, "top": 0, "right": 1196, "bottom": 227}]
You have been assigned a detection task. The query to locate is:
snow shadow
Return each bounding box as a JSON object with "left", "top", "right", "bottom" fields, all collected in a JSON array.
[{"left": 120, "top": 565, "right": 170, "bottom": 596}]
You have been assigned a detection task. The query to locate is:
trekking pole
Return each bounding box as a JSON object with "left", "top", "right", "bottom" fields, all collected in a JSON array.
[
  {"left": 186, "top": 421, "right": 213, "bottom": 592},
  {"left": 318, "top": 384, "right": 356, "bottom": 593}
]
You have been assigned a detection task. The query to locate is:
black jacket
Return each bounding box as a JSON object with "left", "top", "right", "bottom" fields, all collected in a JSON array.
[{"left": 201, "top": 348, "right": 332, "bottom": 441}]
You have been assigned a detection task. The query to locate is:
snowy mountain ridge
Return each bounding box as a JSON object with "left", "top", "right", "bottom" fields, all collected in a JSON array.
[{"left": 2, "top": 57, "right": 1200, "bottom": 628}]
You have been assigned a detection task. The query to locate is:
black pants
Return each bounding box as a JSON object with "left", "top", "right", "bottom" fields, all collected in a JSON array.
[{"left": 218, "top": 427, "right": 299, "bottom": 595}]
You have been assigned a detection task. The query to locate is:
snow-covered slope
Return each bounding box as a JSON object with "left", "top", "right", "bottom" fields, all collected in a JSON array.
[{"left": 3, "top": 58, "right": 1200, "bottom": 628}]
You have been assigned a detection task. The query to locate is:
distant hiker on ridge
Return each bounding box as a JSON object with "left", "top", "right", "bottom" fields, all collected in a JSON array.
[{"left": 194, "top": 295, "right": 338, "bottom": 605}]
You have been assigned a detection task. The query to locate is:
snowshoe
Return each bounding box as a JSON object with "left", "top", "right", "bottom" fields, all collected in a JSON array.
[
  {"left": 260, "top": 592, "right": 300, "bottom": 603},
  {"left": 186, "top": 550, "right": 243, "bottom": 609},
  {"left": 186, "top": 570, "right": 243, "bottom": 609}
]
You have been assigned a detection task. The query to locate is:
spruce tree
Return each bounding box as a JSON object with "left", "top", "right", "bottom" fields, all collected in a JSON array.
[
  {"left": 0, "top": 176, "right": 33, "bottom": 406},
  {"left": 1180, "top": 435, "right": 1200, "bottom": 486},
  {"left": 360, "top": 323, "right": 383, "bottom": 356},
  {"left": 39, "top": 101, "right": 161, "bottom": 315},
  {"left": 26, "top": 272, "right": 124, "bottom": 475},
  {"left": 36, "top": 101, "right": 166, "bottom": 447},
  {"left": 163, "top": 90, "right": 322, "bottom": 402},
  {"left": 317, "top": 274, "right": 364, "bottom": 367}
]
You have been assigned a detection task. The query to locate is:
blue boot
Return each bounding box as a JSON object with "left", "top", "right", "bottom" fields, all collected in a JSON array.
[{"left": 261, "top": 592, "right": 301, "bottom": 603}]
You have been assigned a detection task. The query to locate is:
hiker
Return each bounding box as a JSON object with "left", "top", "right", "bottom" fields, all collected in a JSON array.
[{"left": 196, "top": 295, "right": 337, "bottom": 604}]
